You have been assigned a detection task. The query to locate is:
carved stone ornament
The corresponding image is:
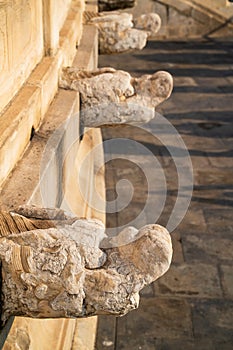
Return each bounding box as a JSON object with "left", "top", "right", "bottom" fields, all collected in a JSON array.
[
  {"left": 98, "top": 0, "right": 136, "bottom": 12},
  {"left": 84, "top": 11, "right": 161, "bottom": 54},
  {"left": 59, "top": 67, "right": 173, "bottom": 127},
  {"left": 0, "top": 206, "right": 172, "bottom": 325}
]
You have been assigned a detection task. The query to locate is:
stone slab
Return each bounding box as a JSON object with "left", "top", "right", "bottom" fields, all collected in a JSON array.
[
  {"left": 183, "top": 234, "right": 233, "bottom": 263},
  {"left": 43, "top": 0, "right": 73, "bottom": 55},
  {"left": 116, "top": 298, "right": 193, "bottom": 340},
  {"left": 220, "top": 265, "right": 233, "bottom": 299},
  {"left": 0, "top": 0, "right": 43, "bottom": 113},
  {"left": 95, "top": 316, "right": 116, "bottom": 350},
  {"left": 0, "top": 85, "right": 41, "bottom": 190},
  {"left": 156, "top": 263, "right": 222, "bottom": 298},
  {"left": 192, "top": 300, "right": 233, "bottom": 347}
]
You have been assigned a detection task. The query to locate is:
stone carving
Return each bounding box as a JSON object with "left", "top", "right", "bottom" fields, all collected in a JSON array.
[
  {"left": 0, "top": 206, "right": 172, "bottom": 324},
  {"left": 84, "top": 11, "right": 161, "bottom": 54},
  {"left": 60, "top": 67, "right": 173, "bottom": 127},
  {"left": 98, "top": 0, "right": 136, "bottom": 12}
]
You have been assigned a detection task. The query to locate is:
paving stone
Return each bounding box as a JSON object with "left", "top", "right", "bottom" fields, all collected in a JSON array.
[
  {"left": 195, "top": 169, "right": 233, "bottom": 186},
  {"left": 204, "top": 208, "right": 233, "bottom": 235},
  {"left": 97, "top": 37, "right": 233, "bottom": 350},
  {"left": 192, "top": 300, "right": 233, "bottom": 346},
  {"left": 183, "top": 234, "right": 233, "bottom": 263},
  {"left": 156, "top": 264, "right": 222, "bottom": 298},
  {"left": 178, "top": 207, "right": 207, "bottom": 234},
  {"left": 96, "top": 315, "right": 116, "bottom": 350},
  {"left": 154, "top": 338, "right": 215, "bottom": 350},
  {"left": 220, "top": 265, "right": 233, "bottom": 299},
  {"left": 207, "top": 153, "right": 233, "bottom": 168},
  {"left": 116, "top": 298, "right": 193, "bottom": 340},
  {"left": 170, "top": 231, "right": 184, "bottom": 263},
  {"left": 140, "top": 284, "right": 154, "bottom": 297}
]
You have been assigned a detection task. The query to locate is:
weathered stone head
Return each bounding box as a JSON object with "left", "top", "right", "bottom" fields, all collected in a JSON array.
[
  {"left": 60, "top": 67, "right": 173, "bottom": 126},
  {"left": 134, "top": 13, "right": 162, "bottom": 37},
  {"left": 0, "top": 207, "right": 172, "bottom": 323}
]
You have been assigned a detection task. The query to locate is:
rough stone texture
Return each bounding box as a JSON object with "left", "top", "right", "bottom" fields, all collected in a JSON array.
[
  {"left": 0, "top": 0, "right": 43, "bottom": 114},
  {"left": 85, "top": 11, "right": 161, "bottom": 54},
  {"left": 0, "top": 206, "right": 172, "bottom": 325},
  {"left": 60, "top": 67, "right": 173, "bottom": 126},
  {"left": 98, "top": 0, "right": 136, "bottom": 12},
  {"left": 0, "top": 0, "right": 84, "bottom": 190},
  {"left": 96, "top": 37, "right": 233, "bottom": 348},
  {"left": 43, "top": 0, "right": 74, "bottom": 55}
]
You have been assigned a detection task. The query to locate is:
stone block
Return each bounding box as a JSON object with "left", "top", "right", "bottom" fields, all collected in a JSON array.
[
  {"left": 73, "top": 317, "right": 98, "bottom": 350},
  {"left": 192, "top": 300, "right": 233, "bottom": 347},
  {"left": 171, "top": 231, "right": 184, "bottom": 263},
  {"left": 0, "top": 89, "right": 79, "bottom": 210},
  {"left": 183, "top": 234, "right": 233, "bottom": 263},
  {"left": 95, "top": 315, "right": 116, "bottom": 350},
  {"left": 220, "top": 265, "right": 233, "bottom": 298},
  {"left": 157, "top": 263, "right": 222, "bottom": 298},
  {"left": 116, "top": 298, "right": 193, "bottom": 340},
  {"left": 59, "top": 0, "right": 85, "bottom": 66},
  {"left": 204, "top": 208, "right": 233, "bottom": 235},
  {"left": 72, "top": 25, "right": 98, "bottom": 70},
  {"left": 43, "top": 0, "right": 72, "bottom": 55},
  {"left": 0, "top": 0, "right": 43, "bottom": 113},
  {"left": 0, "top": 85, "right": 41, "bottom": 190},
  {"left": 3, "top": 318, "right": 77, "bottom": 350},
  {"left": 28, "top": 55, "right": 62, "bottom": 116}
]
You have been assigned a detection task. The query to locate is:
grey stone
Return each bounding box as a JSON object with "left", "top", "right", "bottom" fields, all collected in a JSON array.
[{"left": 0, "top": 207, "right": 172, "bottom": 324}]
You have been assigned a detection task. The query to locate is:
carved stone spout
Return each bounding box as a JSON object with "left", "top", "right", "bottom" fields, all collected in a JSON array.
[
  {"left": 98, "top": 0, "right": 136, "bottom": 12},
  {"left": 0, "top": 206, "right": 172, "bottom": 324},
  {"left": 84, "top": 11, "right": 161, "bottom": 54},
  {"left": 60, "top": 67, "right": 173, "bottom": 127}
]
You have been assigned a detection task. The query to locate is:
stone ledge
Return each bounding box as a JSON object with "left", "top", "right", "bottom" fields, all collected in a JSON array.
[
  {"left": 0, "top": 0, "right": 84, "bottom": 191},
  {"left": 0, "top": 89, "right": 79, "bottom": 211},
  {"left": 73, "top": 24, "right": 98, "bottom": 70}
]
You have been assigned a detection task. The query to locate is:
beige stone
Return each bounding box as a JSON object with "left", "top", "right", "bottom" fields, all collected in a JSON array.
[
  {"left": 0, "top": 86, "right": 41, "bottom": 190},
  {"left": 60, "top": 67, "right": 173, "bottom": 127},
  {"left": 3, "top": 318, "right": 76, "bottom": 350},
  {"left": 0, "top": 0, "right": 85, "bottom": 191},
  {"left": 0, "top": 207, "right": 172, "bottom": 323},
  {"left": 0, "top": 0, "right": 43, "bottom": 113},
  {"left": 86, "top": 11, "right": 161, "bottom": 54},
  {"left": 43, "top": 0, "right": 73, "bottom": 55}
]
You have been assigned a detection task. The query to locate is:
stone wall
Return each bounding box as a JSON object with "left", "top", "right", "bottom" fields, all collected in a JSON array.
[
  {"left": 0, "top": 0, "right": 84, "bottom": 191},
  {"left": 0, "top": 0, "right": 43, "bottom": 114},
  {"left": 0, "top": 0, "right": 103, "bottom": 349}
]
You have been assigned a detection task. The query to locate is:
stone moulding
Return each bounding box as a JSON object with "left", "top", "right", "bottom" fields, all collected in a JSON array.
[
  {"left": 59, "top": 67, "right": 173, "bottom": 127},
  {"left": 84, "top": 11, "right": 161, "bottom": 54},
  {"left": 0, "top": 206, "right": 172, "bottom": 325}
]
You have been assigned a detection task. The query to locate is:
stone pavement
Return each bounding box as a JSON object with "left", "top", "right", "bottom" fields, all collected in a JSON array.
[{"left": 95, "top": 38, "right": 233, "bottom": 349}]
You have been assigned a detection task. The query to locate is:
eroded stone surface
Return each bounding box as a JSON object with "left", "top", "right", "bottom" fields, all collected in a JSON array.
[
  {"left": 85, "top": 11, "right": 161, "bottom": 54},
  {"left": 0, "top": 206, "right": 172, "bottom": 324},
  {"left": 60, "top": 67, "right": 173, "bottom": 127}
]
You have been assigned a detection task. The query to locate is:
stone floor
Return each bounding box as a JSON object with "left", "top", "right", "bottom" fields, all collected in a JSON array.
[{"left": 95, "top": 38, "right": 233, "bottom": 350}]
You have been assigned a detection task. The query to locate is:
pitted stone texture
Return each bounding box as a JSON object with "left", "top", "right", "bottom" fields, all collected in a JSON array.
[
  {"left": 60, "top": 67, "right": 173, "bottom": 127},
  {"left": 85, "top": 11, "right": 161, "bottom": 54},
  {"left": 0, "top": 207, "right": 172, "bottom": 324}
]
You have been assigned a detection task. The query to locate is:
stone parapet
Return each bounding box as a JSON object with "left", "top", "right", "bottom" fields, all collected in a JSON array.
[
  {"left": 0, "top": 0, "right": 84, "bottom": 191},
  {"left": 0, "top": 0, "right": 101, "bottom": 349}
]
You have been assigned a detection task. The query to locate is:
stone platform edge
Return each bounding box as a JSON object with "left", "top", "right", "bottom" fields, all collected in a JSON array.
[{"left": 0, "top": 0, "right": 102, "bottom": 349}]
